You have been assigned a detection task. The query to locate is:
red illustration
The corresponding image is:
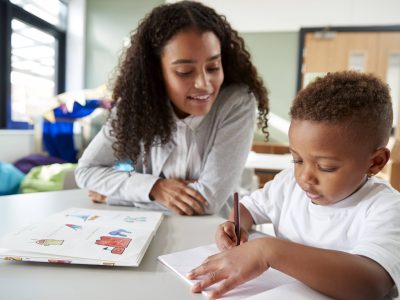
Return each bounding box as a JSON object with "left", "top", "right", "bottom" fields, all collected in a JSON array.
[{"left": 95, "top": 236, "right": 132, "bottom": 255}]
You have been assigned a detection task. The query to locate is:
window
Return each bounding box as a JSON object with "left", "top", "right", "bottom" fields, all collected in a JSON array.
[{"left": 0, "top": 0, "right": 67, "bottom": 129}]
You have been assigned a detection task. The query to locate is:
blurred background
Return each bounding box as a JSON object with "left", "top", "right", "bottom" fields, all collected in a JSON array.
[{"left": 1, "top": 0, "right": 399, "bottom": 194}]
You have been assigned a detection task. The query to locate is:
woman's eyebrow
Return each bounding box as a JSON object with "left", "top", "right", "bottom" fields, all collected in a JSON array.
[
  {"left": 171, "top": 54, "right": 221, "bottom": 65},
  {"left": 207, "top": 54, "right": 221, "bottom": 61}
]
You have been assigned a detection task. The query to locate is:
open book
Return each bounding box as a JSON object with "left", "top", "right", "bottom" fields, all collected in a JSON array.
[
  {"left": 158, "top": 241, "right": 332, "bottom": 300},
  {"left": 0, "top": 207, "right": 163, "bottom": 266}
]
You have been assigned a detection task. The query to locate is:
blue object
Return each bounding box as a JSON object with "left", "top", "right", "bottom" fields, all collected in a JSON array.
[
  {"left": 113, "top": 160, "right": 135, "bottom": 174},
  {"left": 42, "top": 100, "right": 103, "bottom": 162},
  {"left": 108, "top": 229, "right": 131, "bottom": 237},
  {"left": 0, "top": 162, "right": 25, "bottom": 195}
]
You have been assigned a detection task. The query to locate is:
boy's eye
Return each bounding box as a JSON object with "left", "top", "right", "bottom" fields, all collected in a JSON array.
[
  {"left": 291, "top": 159, "right": 303, "bottom": 165},
  {"left": 318, "top": 165, "right": 338, "bottom": 172}
]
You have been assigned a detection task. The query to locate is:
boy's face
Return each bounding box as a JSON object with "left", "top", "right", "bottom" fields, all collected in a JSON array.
[{"left": 289, "top": 119, "right": 373, "bottom": 205}]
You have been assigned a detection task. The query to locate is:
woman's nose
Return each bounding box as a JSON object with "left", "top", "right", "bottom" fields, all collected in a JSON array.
[{"left": 194, "top": 72, "right": 210, "bottom": 89}]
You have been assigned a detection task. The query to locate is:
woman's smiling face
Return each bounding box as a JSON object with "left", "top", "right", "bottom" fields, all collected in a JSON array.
[{"left": 160, "top": 29, "right": 224, "bottom": 119}]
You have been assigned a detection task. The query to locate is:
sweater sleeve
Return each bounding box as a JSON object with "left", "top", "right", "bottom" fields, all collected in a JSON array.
[
  {"left": 74, "top": 118, "right": 160, "bottom": 205},
  {"left": 190, "top": 86, "right": 257, "bottom": 214}
]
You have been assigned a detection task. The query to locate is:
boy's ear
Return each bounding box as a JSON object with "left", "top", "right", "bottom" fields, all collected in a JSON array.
[{"left": 368, "top": 147, "right": 391, "bottom": 176}]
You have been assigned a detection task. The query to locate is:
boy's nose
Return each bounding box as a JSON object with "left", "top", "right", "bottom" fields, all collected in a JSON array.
[{"left": 299, "top": 167, "right": 318, "bottom": 185}]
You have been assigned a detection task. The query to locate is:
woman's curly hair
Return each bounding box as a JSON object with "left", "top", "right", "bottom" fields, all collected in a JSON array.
[
  {"left": 290, "top": 71, "right": 393, "bottom": 148},
  {"left": 111, "top": 0, "right": 269, "bottom": 163}
]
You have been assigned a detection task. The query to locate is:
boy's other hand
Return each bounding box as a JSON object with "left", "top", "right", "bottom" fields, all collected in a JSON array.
[
  {"left": 216, "top": 221, "right": 249, "bottom": 251},
  {"left": 88, "top": 191, "right": 107, "bottom": 203}
]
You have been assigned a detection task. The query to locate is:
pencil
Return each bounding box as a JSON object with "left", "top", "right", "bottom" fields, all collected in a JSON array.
[{"left": 234, "top": 192, "right": 240, "bottom": 246}]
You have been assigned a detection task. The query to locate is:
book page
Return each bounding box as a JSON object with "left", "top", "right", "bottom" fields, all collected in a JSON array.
[
  {"left": 158, "top": 240, "right": 331, "bottom": 300},
  {"left": 0, "top": 208, "right": 163, "bottom": 266}
]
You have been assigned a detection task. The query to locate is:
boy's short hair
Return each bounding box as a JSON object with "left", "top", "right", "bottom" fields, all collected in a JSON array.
[{"left": 290, "top": 71, "right": 393, "bottom": 149}]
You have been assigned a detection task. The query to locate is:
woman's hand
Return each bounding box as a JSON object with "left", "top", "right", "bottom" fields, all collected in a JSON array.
[
  {"left": 215, "top": 221, "right": 249, "bottom": 251},
  {"left": 150, "top": 179, "right": 208, "bottom": 215},
  {"left": 88, "top": 191, "right": 107, "bottom": 203},
  {"left": 187, "top": 238, "right": 269, "bottom": 300}
]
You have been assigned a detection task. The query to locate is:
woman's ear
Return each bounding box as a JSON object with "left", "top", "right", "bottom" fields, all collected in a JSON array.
[{"left": 368, "top": 147, "right": 391, "bottom": 176}]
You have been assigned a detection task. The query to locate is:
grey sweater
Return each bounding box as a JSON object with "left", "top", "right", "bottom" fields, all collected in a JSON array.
[{"left": 75, "top": 84, "right": 256, "bottom": 216}]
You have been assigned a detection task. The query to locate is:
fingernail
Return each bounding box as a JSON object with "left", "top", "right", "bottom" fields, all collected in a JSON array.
[
  {"left": 193, "top": 282, "right": 202, "bottom": 291},
  {"left": 191, "top": 284, "right": 199, "bottom": 292}
]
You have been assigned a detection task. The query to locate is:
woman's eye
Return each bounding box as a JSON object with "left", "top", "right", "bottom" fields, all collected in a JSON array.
[
  {"left": 207, "top": 67, "right": 220, "bottom": 72},
  {"left": 175, "top": 70, "right": 192, "bottom": 76}
]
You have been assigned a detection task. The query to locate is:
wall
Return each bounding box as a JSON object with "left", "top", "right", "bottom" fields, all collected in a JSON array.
[
  {"left": 180, "top": 0, "right": 400, "bottom": 32},
  {"left": 85, "top": 0, "right": 400, "bottom": 143},
  {"left": 5, "top": 1, "right": 400, "bottom": 156},
  {"left": 3, "top": 0, "right": 399, "bottom": 159},
  {"left": 85, "top": 0, "right": 164, "bottom": 89},
  {"left": 84, "top": 1, "right": 298, "bottom": 142},
  {"left": 242, "top": 32, "right": 298, "bottom": 143},
  {"left": 0, "top": 130, "right": 35, "bottom": 163}
]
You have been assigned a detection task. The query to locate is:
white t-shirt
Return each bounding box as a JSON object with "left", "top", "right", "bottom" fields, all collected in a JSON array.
[{"left": 241, "top": 167, "right": 400, "bottom": 296}]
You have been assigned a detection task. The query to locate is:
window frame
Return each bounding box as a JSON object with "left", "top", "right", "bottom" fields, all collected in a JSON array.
[{"left": 0, "top": 0, "right": 66, "bottom": 129}]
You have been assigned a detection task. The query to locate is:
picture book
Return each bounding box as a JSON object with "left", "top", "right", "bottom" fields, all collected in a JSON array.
[
  {"left": 0, "top": 207, "right": 163, "bottom": 267},
  {"left": 158, "top": 238, "right": 332, "bottom": 300}
]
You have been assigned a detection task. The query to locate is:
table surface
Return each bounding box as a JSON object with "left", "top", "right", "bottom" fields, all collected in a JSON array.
[
  {"left": 245, "top": 152, "right": 292, "bottom": 171},
  {"left": 0, "top": 189, "right": 224, "bottom": 300}
]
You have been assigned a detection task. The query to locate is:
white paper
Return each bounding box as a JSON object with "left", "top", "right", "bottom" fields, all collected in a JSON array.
[
  {"left": 245, "top": 282, "right": 332, "bottom": 300},
  {"left": 158, "top": 240, "right": 332, "bottom": 300}
]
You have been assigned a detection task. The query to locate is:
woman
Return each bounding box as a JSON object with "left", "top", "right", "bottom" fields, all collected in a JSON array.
[{"left": 75, "top": 1, "right": 269, "bottom": 216}]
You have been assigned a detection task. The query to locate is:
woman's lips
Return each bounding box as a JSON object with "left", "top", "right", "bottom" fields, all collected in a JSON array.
[{"left": 187, "top": 94, "right": 211, "bottom": 101}]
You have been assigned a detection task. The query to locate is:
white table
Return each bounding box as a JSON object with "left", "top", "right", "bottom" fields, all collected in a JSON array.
[
  {"left": 244, "top": 152, "right": 292, "bottom": 188},
  {"left": 0, "top": 189, "right": 223, "bottom": 300},
  {"left": 245, "top": 152, "right": 292, "bottom": 173}
]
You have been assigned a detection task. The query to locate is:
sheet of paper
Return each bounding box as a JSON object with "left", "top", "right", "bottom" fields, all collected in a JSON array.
[
  {"left": 245, "top": 282, "right": 332, "bottom": 300},
  {"left": 158, "top": 240, "right": 332, "bottom": 300},
  {"left": 0, "top": 208, "right": 163, "bottom": 266}
]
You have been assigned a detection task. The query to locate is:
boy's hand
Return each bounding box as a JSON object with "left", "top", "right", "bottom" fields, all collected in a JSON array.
[
  {"left": 150, "top": 179, "right": 208, "bottom": 215},
  {"left": 215, "top": 221, "right": 249, "bottom": 251},
  {"left": 187, "top": 238, "right": 269, "bottom": 300},
  {"left": 88, "top": 191, "right": 107, "bottom": 203}
]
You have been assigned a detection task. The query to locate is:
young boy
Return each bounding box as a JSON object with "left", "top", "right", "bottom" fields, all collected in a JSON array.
[{"left": 187, "top": 71, "right": 400, "bottom": 300}]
